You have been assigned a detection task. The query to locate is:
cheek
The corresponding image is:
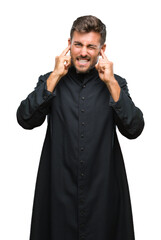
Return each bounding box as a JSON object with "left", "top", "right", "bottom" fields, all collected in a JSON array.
[
  {"left": 70, "top": 47, "right": 80, "bottom": 57},
  {"left": 91, "top": 53, "right": 100, "bottom": 61}
]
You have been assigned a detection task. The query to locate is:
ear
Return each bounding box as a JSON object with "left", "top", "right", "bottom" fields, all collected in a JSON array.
[
  {"left": 100, "top": 44, "right": 106, "bottom": 54},
  {"left": 68, "top": 38, "right": 71, "bottom": 48}
]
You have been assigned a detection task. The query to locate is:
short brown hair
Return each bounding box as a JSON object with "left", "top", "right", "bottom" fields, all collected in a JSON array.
[{"left": 70, "top": 15, "right": 106, "bottom": 46}]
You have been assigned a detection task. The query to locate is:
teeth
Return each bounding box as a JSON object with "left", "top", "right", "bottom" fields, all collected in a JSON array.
[{"left": 79, "top": 60, "right": 88, "bottom": 63}]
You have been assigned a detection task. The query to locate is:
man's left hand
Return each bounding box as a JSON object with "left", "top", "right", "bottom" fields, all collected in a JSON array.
[
  {"left": 95, "top": 50, "right": 115, "bottom": 84},
  {"left": 95, "top": 50, "right": 121, "bottom": 102}
]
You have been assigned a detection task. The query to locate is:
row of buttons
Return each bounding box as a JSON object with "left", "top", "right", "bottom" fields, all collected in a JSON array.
[{"left": 79, "top": 84, "right": 87, "bottom": 240}]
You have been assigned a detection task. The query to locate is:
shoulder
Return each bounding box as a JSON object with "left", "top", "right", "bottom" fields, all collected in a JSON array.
[
  {"left": 38, "top": 71, "right": 53, "bottom": 82},
  {"left": 114, "top": 74, "right": 127, "bottom": 88},
  {"left": 35, "top": 71, "right": 53, "bottom": 89}
]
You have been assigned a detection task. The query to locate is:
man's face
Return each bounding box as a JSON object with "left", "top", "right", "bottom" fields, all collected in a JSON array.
[{"left": 69, "top": 31, "right": 106, "bottom": 73}]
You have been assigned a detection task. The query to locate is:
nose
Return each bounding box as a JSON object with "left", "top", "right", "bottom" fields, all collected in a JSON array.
[{"left": 80, "top": 46, "right": 88, "bottom": 57}]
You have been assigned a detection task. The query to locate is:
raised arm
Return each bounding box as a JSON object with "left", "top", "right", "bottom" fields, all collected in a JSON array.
[
  {"left": 110, "top": 75, "right": 145, "bottom": 139},
  {"left": 17, "top": 46, "right": 71, "bottom": 130},
  {"left": 95, "top": 49, "right": 144, "bottom": 139},
  {"left": 16, "top": 72, "right": 56, "bottom": 129}
]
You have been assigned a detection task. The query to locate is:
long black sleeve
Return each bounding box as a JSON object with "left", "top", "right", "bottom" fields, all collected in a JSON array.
[
  {"left": 17, "top": 72, "right": 56, "bottom": 129},
  {"left": 109, "top": 75, "right": 145, "bottom": 139}
]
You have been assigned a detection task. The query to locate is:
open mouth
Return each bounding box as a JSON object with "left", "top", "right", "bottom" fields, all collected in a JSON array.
[{"left": 76, "top": 57, "right": 90, "bottom": 66}]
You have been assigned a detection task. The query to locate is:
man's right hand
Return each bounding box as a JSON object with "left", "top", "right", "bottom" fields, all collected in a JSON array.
[
  {"left": 47, "top": 46, "right": 71, "bottom": 92},
  {"left": 54, "top": 45, "right": 71, "bottom": 78}
]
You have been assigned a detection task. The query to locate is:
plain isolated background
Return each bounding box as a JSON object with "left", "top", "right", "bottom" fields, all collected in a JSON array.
[{"left": 0, "top": 0, "right": 161, "bottom": 239}]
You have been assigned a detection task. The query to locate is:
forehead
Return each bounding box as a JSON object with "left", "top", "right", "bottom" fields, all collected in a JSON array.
[{"left": 72, "top": 31, "right": 101, "bottom": 45}]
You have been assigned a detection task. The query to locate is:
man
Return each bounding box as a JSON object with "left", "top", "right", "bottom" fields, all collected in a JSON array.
[{"left": 17, "top": 15, "right": 144, "bottom": 240}]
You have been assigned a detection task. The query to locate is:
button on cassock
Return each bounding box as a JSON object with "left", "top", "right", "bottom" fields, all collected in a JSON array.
[
  {"left": 80, "top": 210, "right": 85, "bottom": 216},
  {"left": 79, "top": 198, "right": 85, "bottom": 204},
  {"left": 80, "top": 235, "right": 85, "bottom": 240}
]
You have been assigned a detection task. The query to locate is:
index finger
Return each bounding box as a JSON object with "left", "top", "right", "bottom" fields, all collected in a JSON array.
[
  {"left": 60, "top": 45, "right": 71, "bottom": 56},
  {"left": 100, "top": 49, "right": 108, "bottom": 60}
]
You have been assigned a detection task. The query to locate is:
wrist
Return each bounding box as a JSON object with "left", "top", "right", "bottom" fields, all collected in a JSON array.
[
  {"left": 105, "top": 76, "right": 121, "bottom": 102},
  {"left": 47, "top": 71, "right": 61, "bottom": 92},
  {"left": 50, "top": 70, "right": 62, "bottom": 81},
  {"left": 105, "top": 76, "right": 117, "bottom": 86}
]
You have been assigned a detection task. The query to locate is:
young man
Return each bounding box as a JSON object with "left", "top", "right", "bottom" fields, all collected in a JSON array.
[{"left": 17, "top": 15, "right": 144, "bottom": 240}]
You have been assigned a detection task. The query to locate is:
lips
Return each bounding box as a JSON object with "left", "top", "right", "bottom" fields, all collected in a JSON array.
[
  {"left": 76, "top": 57, "right": 90, "bottom": 66},
  {"left": 79, "top": 60, "right": 89, "bottom": 63}
]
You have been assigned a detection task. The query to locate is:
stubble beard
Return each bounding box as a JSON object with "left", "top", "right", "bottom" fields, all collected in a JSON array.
[{"left": 70, "top": 55, "right": 99, "bottom": 74}]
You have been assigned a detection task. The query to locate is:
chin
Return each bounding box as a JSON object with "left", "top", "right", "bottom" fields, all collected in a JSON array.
[
  {"left": 75, "top": 64, "right": 95, "bottom": 74},
  {"left": 76, "top": 68, "right": 89, "bottom": 74}
]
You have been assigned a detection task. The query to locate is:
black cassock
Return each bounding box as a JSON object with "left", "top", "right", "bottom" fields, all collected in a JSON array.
[{"left": 17, "top": 66, "right": 144, "bottom": 240}]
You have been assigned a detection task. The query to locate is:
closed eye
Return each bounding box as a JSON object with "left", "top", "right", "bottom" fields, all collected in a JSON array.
[
  {"left": 88, "top": 45, "right": 97, "bottom": 50},
  {"left": 73, "top": 42, "right": 98, "bottom": 50}
]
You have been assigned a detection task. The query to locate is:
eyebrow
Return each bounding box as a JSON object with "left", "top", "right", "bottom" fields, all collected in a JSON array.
[{"left": 73, "top": 41, "right": 98, "bottom": 48}]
